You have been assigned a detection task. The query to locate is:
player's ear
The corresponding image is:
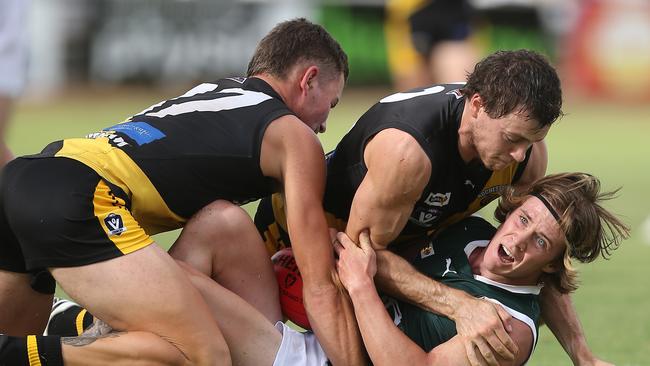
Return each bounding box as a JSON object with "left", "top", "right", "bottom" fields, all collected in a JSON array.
[
  {"left": 541, "top": 260, "right": 560, "bottom": 274},
  {"left": 469, "top": 93, "right": 483, "bottom": 118},
  {"left": 299, "top": 66, "right": 319, "bottom": 94}
]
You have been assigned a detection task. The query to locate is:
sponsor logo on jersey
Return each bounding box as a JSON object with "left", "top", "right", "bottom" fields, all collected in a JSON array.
[
  {"left": 103, "top": 122, "right": 166, "bottom": 146},
  {"left": 420, "top": 242, "right": 435, "bottom": 258},
  {"left": 226, "top": 77, "right": 246, "bottom": 84},
  {"left": 446, "top": 88, "right": 463, "bottom": 99},
  {"left": 442, "top": 258, "right": 458, "bottom": 277},
  {"left": 104, "top": 213, "right": 126, "bottom": 236},
  {"left": 424, "top": 192, "right": 451, "bottom": 207},
  {"left": 478, "top": 185, "right": 508, "bottom": 206},
  {"left": 86, "top": 131, "right": 130, "bottom": 147}
]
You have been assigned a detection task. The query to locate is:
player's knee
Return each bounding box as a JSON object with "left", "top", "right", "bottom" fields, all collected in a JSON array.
[{"left": 191, "top": 200, "right": 252, "bottom": 243}]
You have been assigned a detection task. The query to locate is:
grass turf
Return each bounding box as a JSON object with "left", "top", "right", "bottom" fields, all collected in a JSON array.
[{"left": 9, "top": 85, "right": 650, "bottom": 365}]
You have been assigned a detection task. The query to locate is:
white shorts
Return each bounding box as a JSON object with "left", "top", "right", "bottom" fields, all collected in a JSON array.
[
  {"left": 273, "top": 322, "right": 329, "bottom": 366},
  {"left": 0, "top": 0, "right": 30, "bottom": 96}
]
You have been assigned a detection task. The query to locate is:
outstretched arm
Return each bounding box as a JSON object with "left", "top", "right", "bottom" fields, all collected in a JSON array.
[
  {"left": 540, "top": 286, "right": 610, "bottom": 366},
  {"left": 262, "top": 116, "right": 365, "bottom": 365}
]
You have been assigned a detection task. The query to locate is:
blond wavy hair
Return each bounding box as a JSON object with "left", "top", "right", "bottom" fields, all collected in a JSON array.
[{"left": 494, "top": 173, "right": 630, "bottom": 293}]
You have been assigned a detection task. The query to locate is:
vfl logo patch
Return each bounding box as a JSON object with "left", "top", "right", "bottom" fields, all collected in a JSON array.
[
  {"left": 104, "top": 213, "right": 126, "bottom": 236},
  {"left": 409, "top": 206, "right": 441, "bottom": 227}
]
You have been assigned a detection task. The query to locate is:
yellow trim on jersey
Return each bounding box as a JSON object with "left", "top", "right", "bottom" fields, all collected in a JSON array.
[
  {"left": 265, "top": 193, "right": 346, "bottom": 255},
  {"left": 435, "top": 162, "right": 520, "bottom": 233},
  {"left": 26, "top": 335, "right": 42, "bottom": 366},
  {"left": 270, "top": 193, "right": 346, "bottom": 234},
  {"left": 76, "top": 309, "right": 88, "bottom": 336},
  {"left": 55, "top": 138, "right": 185, "bottom": 234},
  {"left": 93, "top": 180, "right": 154, "bottom": 255}
]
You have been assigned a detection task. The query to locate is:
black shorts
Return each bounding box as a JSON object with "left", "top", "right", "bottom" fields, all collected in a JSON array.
[
  {"left": 0, "top": 157, "right": 154, "bottom": 272},
  {"left": 409, "top": 0, "right": 473, "bottom": 56}
]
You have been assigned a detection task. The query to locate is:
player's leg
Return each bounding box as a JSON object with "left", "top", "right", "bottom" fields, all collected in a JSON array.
[
  {"left": 179, "top": 261, "right": 282, "bottom": 366},
  {"left": 0, "top": 331, "right": 185, "bottom": 366},
  {"left": 169, "top": 200, "right": 281, "bottom": 323},
  {"left": 0, "top": 270, "right": 52, "bottom": 335},
  {"left": 0, "top": 156, "right": 231, "bottom": 365},
  {"left": 0, "top": 166, "right": 52, "bottom": 335},
  {"left": 52, "top": 243, "right": 231, "bottom": 365}
]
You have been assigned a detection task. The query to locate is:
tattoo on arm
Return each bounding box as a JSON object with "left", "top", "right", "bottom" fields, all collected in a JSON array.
[
  {"left": 61, "top": 318, "right": 122, "bottom": 347},
  {"left": 61, "top": 332, "right": 123, "bottom": 347}
]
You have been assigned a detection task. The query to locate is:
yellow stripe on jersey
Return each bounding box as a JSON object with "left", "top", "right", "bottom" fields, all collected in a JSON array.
[
  {"left": 265, "top": 193, "right": 347, "bottom": 255},
  {"left": 76, "top": 309, "right": 88, "bottom": 336},
  {"left": 435, "top": 162, "right": 520, "bottom": 233},
  {"left": 26, "top": 335, "right": 42, "bottom": 366},
  {"left": 93, "top": 179, "right": 154, "bottom": 255},
  {"left": 55, "top": 138, "right": 185, "bottom": 234}
]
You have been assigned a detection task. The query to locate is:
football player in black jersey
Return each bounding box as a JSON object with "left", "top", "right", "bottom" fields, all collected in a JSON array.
[
  {"left": 0, "top": 18, "right": 365, "bottom": 366},
  {"left": 336, "top": 173, "right": 629, "bottom": 366},
  {"left": 253, "top": 49, "right": 566, "bottom": 365}
]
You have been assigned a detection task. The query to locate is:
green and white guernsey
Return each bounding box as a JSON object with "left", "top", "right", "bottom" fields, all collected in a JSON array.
[{"left": 384, "top": 216, "right": 541, "bottom": 363}]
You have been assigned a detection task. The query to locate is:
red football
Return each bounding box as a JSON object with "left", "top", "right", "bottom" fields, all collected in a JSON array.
[{"left": 271, "top": 247, "right": 311, "bottom": 330}]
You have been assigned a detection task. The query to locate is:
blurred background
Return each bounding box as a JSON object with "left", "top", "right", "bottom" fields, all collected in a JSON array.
[{"left": 4, "top": 0, "right": 650, "bottom": 364}]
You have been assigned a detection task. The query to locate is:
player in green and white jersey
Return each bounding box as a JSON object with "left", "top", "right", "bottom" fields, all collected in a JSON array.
[{"left": 335, "top": 172, "right": 629, "bottom": 366}]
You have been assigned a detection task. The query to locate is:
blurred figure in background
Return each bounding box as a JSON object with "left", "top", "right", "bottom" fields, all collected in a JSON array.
[
  {"left": 0, "top": 0, "right": 30, "bottom": 167},
  {"left": 384, "top": 0, "right": 478, "bottom": 90},
  {"left": 384, "top": 0, "right": 555, "bottom": 91}
]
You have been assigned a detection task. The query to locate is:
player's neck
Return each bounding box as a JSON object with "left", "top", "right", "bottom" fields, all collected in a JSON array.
[
  {"left": 253, "top": 73, "right": 291, "bottom": 105},
  {"left": 458, "top": 102, "right": 478, "bottom": 163}
]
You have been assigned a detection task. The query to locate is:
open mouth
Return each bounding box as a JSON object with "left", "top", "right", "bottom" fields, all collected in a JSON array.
[{"left": 498, "top": 244, "right": 515, "bottom": 263}]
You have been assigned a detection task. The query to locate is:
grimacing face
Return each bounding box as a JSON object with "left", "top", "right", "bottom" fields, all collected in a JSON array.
[
  {"left": 471, "top": 108, "right": 549, "bottom": 171},
  {"left": 297, "top": 72, "right": 344, "bottom": 134},
  {"left": 480, "top": 196, "right": 566, "bottom": 286}
]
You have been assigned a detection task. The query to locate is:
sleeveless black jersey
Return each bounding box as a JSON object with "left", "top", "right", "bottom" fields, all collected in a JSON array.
[
  {"left": 324, "top": 84, "right": 530, "bottom": 241},
  {"left": 385, "top": 216, "right": 541, "bottom": 361},
  {"left": 37, "top": 77, "right": 293, "bottom": 230}
]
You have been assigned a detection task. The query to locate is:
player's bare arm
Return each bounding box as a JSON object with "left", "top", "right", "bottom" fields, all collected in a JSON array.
[
  {"left": 261, "top": 115, "right": 365, "bottom": 366},
  {"left": 345, "top": 129, "right": 431, "bottom": 248},
  {"left": 539, "top": 285, "right": 603, "bottom": 366},
  {"left": 337, "top": 232, "right": 531, "bottom": 366},
  {"left": 374, "top": 249, "right": 519, "bottom": 366}
]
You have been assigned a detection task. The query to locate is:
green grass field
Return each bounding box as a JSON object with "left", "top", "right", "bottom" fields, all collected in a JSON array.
[{"left": 9, "top": 85, "right": 650, "bottom": 365}]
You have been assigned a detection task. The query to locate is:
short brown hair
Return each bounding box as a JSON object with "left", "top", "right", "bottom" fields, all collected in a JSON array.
[
  {"left": 247, "top": 18, "right": 349, "bottom": 81},
  {"left": 494, "top": 173, "right": 629, "bottom": 293},
  {"left": 460, "top": 49, "right": 563, "bottom": 128}
]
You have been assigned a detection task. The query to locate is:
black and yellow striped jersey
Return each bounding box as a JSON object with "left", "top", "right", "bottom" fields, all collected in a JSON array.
[
  {"left": 324, "top": 84, "right": 530, "bottom": 242},
  {"left": 34, "top": 77, "right": 293, "bottom": 233}
]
